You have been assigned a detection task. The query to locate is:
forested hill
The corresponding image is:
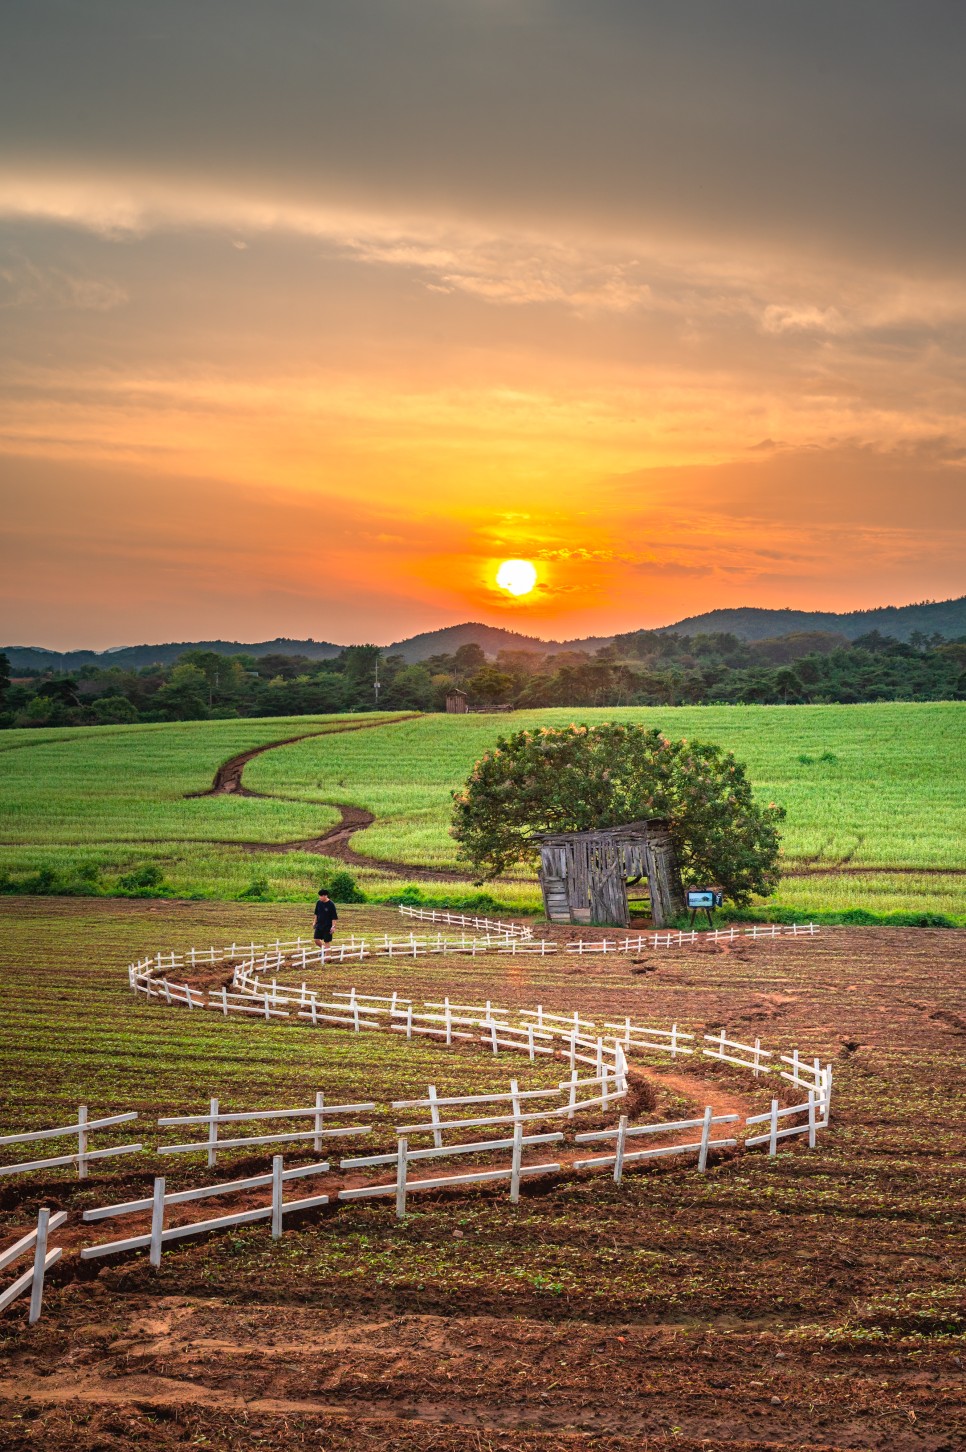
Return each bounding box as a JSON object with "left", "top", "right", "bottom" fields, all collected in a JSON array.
[
  {"left": 4, "top": 595, "right": 964, "bottom": 669},
  {"left": 2, "top": 638, "right": 344, "bottom": 671},
  {"left": 662, "top": 598, "right": 966, "bottom": 644}
]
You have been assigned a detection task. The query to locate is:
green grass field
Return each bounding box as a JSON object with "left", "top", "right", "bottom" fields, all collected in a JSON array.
[{"left": 0, "top": 703, "right": 963, "bottom": 920}]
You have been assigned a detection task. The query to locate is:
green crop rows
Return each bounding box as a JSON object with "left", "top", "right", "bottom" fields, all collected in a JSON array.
[{"left": 1, "top": 899, "right": 963, "bottom": 1340}]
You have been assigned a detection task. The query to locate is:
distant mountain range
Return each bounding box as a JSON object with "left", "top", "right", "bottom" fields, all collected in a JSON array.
[{"left": 4, "top": 595, "right": 964, "bottom": 671}]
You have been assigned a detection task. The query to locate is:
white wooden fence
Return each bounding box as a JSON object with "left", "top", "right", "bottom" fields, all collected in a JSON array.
[
  {"left": 397, "top": 905, "right": 533, "bottom": 938},
  {"left": 745, "top": 1091, "right": 829, "bottom": 1152},
  {"left": 0, "top": 1109, "right": 142, "bottom": 1179},
  {"left": 605, "top": 1019, "right": 695, "bottom": 1058},
  {"left": 574, "top": 1107, "right": 740, "bottom": 1179},
  {"left": 81, "top": 1156, "right": 332, "bottom": 1265},
  {"left": 0, "top": 1209, "right": 66, "bottom": 1322},
  {"left": 390, "top": 1070, "right": 625, "bottom": 1144},
  {"left": 157, "top": 1095, "right": 375, "bottom": 1165},
  {"left": 128, "top": 911, "right": 819, "bottom": 994},
  {"left": 340, "top": 1121, "right": 563, "bottom": 1216}
]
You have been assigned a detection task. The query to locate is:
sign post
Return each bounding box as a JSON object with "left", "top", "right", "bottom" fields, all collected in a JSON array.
[{"left": 686, "top": 888, "right": 723, "bottom": 928}]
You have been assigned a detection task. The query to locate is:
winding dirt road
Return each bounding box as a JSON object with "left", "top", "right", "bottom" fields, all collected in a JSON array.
[{"left": 190, "top": 716, "right": 481, "bottom": 881}]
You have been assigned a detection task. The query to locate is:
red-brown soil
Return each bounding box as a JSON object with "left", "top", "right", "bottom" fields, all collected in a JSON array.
[{"left": 1, "top": 905, "right": 963, "bottom": 1450}]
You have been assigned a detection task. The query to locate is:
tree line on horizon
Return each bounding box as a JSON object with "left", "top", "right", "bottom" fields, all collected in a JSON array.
[{"left": 1, "top": 627, "right": 964, "bottom": 729}]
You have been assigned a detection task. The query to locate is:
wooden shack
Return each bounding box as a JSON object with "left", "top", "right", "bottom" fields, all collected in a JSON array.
[
  {"left": 532, "top": 820, "right": 685, "bottom": 929},
  {"left": 445, "top": 688, "right": 469, "bottom": 714}
]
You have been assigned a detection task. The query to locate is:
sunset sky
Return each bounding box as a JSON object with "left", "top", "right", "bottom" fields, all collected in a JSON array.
[{"left": 2, "top": 2, "right": 965, "bottom": 649}]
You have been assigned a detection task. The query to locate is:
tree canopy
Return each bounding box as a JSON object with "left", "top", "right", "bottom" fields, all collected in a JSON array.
[{"left": 451, "top": 721, "right": 785, "bottom": 905}]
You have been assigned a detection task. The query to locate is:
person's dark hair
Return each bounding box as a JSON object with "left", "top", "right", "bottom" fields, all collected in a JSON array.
[{"left": 317, "top": 888, "right": 330, "bottom": 897}]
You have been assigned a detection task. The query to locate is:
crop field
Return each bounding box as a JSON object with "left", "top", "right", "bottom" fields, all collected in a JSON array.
[
  {"left": 1, "top": 702, "right": 963, "bottom": 920},
  {"left": 0, "top": 898, "right": 963, "bottom": 1450}
]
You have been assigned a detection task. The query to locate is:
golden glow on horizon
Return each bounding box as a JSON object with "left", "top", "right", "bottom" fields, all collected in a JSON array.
[{"left": 496, "top": 558, "right": 538, "bottom": 596}]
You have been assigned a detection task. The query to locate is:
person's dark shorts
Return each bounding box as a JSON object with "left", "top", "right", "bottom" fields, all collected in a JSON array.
[{"left": 314, "top": 930, "right": 333, "bottom": 943}]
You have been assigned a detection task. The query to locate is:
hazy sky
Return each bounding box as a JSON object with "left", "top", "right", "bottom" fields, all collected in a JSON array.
[{"left": 2, "top": 1, "right": 964, "bottom": 648}]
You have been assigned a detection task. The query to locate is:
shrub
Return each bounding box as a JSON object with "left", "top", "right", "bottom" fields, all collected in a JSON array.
[
  {"left": 116, "top": 863, "right": 169, "bottom": 896},
  {"left": 239, "top": 876, "right": 271, "bottom": 900},
  {"left": 324, "top": 869, "right": 366, "bottom": 903}
]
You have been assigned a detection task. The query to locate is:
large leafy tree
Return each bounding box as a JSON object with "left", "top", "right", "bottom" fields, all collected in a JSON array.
[{"left": 451, "top": 722, "right": 785, "bottom": 905}]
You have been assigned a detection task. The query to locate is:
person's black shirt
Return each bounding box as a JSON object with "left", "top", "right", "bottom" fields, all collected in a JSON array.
[{"left": 314, "top": 898, "right": 338, "bottom": 932}]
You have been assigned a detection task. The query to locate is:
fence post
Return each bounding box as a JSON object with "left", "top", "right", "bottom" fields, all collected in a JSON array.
[
  {"left": 526, "top": 1025, "right": 535, "bottom": 1062},
  {"left": 313, "top": 1092, "right": 325, "bottom": 1152},
  {"left": 27, "top": 1208, "right": 51, "bottom": 1325},
  {"left": 77, "top": 1104, "right": 89, "bottom": 1180},
  {"left": 395, "top": 1137, "right": 408, "bottom": 1219},
  {"left": 823, "top": 1065, "right": 834, "bottom": 1124},
  {"left": 615, "top": 1043, "right": 628, "bottom": 1093},
  {"left": 567, "top": 1069, "right": 578, "bottom": 1120},
  {"left": 207, "top": 1098, "right": 219, "bottom": 1168},
  {"left": 768, "top": 1099, "right": 779, "bottom": 1156},
  {"left": 428, "top": 1086, "right": 442, "bottom": 1149},
  {"left": 445, "top": 1004, "right": 453, "bottom": 1047},
  {"left": 613, "top": 1115, "right": 628, "bottom": 1186},
  {"left": 509, "top": 1078, "right": 521, "bottom": 1123},
  {"left": 807, "top": 1090, "right": 816, "bottom": 1149},
  {"left": 271, "top": 1156, "right": 284, "bottom": 1238},
  {"left": 510, "top": 1120, "right": 523, "bottom": 1204},
  {"left": 149, "top": 1177, "right": 165, "bottom": 1268},
  {"left": 697, "top": 1106, "right": 714, "bottom": 1173},
  {"left": 753, "top": 1039, "right": 762, "bottom": 1078}
]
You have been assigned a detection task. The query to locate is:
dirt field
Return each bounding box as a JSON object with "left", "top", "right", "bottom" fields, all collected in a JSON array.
[{"left": 0, "top": 900, "right": 963, "bottom": 1451}]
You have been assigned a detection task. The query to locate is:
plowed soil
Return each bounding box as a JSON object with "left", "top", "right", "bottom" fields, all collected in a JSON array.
[{"left": 0, "top": 902, "right": 963, "bottom": 1451}]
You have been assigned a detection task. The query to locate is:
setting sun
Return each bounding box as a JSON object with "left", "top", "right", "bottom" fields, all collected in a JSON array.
[{"left": 496, "top": 558, "right": 538, "bottom": 597}]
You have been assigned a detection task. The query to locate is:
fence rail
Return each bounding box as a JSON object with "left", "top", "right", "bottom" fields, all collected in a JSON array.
[
  {"left": 156, "top": 1094, "right": 374, "bottom": 1164},
  {"left": 0, "top": 1109, "right": 142, "bottom": 1179},
  {"left": 339, "top": 1121, "right": 561, "bottom": 1216},
  {"left": 130, "top": 911, "right": 819, "bottom": 994},
  {"left": 574, "top": 1107, "right": 740, "bottom": 1179},
  {"left": 81, "top": 1157, "right": 332, "bottom": 1264},
  {"left": 745, "top": 1093, "right": 828, "bottom": 1152},
  {"left": 0, "top": 1209, "right": 67, "bottom": 1323}
]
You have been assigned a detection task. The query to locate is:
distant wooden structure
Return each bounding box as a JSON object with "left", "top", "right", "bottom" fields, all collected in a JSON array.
[
  {"left": 445, "top": 688, "right": 469, "bottom": 714},
  {"left": 532, "top": 820, "right": 685, "bottom": 928}
]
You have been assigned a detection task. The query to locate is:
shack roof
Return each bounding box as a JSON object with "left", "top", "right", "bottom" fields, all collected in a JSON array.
[{"left": 529, "top": 819, "right": 670, "bottom": 845}]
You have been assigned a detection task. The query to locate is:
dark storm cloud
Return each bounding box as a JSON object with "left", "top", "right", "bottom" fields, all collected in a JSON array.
[{"left": 2, "top": 1, "right": 965, "bottom": 269}]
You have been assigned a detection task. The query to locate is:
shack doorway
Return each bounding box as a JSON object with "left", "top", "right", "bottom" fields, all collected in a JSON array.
[{"left": 532, "top": 820, "right": 685, "bottom": 928}]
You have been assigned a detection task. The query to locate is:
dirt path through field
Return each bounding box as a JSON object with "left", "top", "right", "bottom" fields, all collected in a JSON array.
[{"left": 188, "top": 714, "right": 498, "bottom": 880}]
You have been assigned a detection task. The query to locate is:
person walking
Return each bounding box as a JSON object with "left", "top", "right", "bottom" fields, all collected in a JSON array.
[{"left": 313, "top": 888, "right": 338, "bottom": 958}]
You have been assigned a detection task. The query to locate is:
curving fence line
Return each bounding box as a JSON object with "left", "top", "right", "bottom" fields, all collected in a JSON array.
[{"left": 0, "top": 910, "right": 833, "bottom": 1322}]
